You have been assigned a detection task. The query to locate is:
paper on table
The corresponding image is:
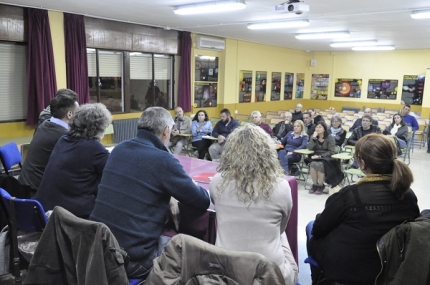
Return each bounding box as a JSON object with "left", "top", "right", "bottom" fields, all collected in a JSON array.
[{"left": 192, "top": 172, "right": 216, "bottom": 183}]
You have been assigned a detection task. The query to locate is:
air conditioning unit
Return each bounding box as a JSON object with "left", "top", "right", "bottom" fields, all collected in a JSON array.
[{"left": 196, "top": 36, "right": 225, "bottom": 51}]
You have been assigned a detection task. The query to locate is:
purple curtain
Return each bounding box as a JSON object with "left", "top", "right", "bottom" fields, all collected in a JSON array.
[
  {"left": 64, "top": 13, "right": 90, "bottom": 105},
  {"left": 26, "top": 8, "right": 57, "bottom": 125},
  {"left": 178, "top": 31, "right": 192, "bottom": 112}
]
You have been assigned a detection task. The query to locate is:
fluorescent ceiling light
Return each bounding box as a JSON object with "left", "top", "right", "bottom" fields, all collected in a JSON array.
[
  {"left": 247, "top": 19, "right": 310, "bottom": 30},
  {"left": 330, "top": 40, "right": 378, "bottom": 47},
  {"left": 174, "top": 0, "right": 246, "bottom": 15},
  {"left": 296, "top": 31, "right": 350, "bottom": 40},
  {"left": 352, "top": 46, "right": 395, "bottom": 51},
  {"left": 411, "top": 9, "right": 430, "bottom": 19}
]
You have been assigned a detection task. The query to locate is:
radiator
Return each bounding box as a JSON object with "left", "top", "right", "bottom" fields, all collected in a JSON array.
[{"left": 112, "top": 118, "right": 138, "bottom": 144}]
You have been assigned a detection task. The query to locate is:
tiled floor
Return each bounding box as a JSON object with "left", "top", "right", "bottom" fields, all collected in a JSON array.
[{"left": 296, "top": 145, "right": 430, "bottom": 285}]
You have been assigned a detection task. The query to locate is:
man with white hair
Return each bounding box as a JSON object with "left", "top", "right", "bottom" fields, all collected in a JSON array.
[
  {"left": 350, "top": 108, "right": 379, "bottom": 131},
  {"left": 167, "top": 106, "right": 192, "bottom": 154},
  {"left": 90, "top": 107, "right": 210, "bottom": 279},
  {"left": 272, "top": 111, "right": 293, "bottom": 140},
  {"left": 251, "top": 110, "right": 273, "bottom": 136},
  {"left": 292, "top": 104, "right": 303, "bottom": 122}
]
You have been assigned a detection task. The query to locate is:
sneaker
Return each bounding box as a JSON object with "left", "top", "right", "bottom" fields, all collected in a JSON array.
[
  {"left": 315, "top": 185, "right": 324, "bottom": 195},
  {"left": 309, "top": 184, "right": 317, "bottom": 194}
]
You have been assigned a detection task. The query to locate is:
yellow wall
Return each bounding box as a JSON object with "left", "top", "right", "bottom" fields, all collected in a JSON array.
[
  {"left": 48, "top": 11, "right": 67, "bottom": 89},
  {"left": 3, "top": 11, "right": 430, "bottom": 143}
]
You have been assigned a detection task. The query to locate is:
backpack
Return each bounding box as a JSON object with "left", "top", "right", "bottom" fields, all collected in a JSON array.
[{"left": 375, "top": 216, "right": 430, "bottom": 285}]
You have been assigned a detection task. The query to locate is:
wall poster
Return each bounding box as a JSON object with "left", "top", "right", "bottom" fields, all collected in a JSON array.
[
  {"left": 367, "top": 79, "right": 398, "bottom": 100},
  {"left": 401, "top": 75, "right": 425, "bottom": 105},
  {"left": 284, "top": 72, "right": 294, "bottom": 100},
  {"left": 295, "top": 73, "right": 304, "bottom": 98},
  {"left": 334, "top": 78, "right": 362, "bottom": 98},
  {"left": 311, "top": 74, "right": 329, "bottom": 100},
  {"left": 271, "top": 72, "right": 282, "bottom": 101}
]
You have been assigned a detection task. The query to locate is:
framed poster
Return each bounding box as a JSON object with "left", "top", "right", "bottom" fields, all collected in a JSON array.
[
  {"left": 296, "top": 73, "right": 305, "bottom": 98},
  {"left": 367, "top": 79, "right": 398, "bottom": 100},
  {"left": 238, "top": 70, "right": 252, "bottom": 103},
  {"left": 401, "top": 75, "right": 425, "bottom": 105},
  {"left": 194, "top": 82, "right": 217, "bottom": 107},
  {"left": 311, "top": 74, "right": 329, "bottom": 100},
  {"left": 284, "top": 72, "right": 294, "bottom": 100},
  {"left": 255, "top": 71, "right": 267, "bottom": 102},
  {"left": 334, "top": 78, "right": 362, "bottom": 98},
  {"left": 271, "top": 72, "right": 282, "bottom": 101}
]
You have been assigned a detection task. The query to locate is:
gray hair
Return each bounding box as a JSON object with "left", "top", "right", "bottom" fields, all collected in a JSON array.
[
  {"left": 251, "top": 110, "right": 261, "bottom": 117},
  {"left": 331, "top": 114, "right": 343, "bottom": 126},
  {"left": 68, "top": 103, "right": 112, "bottom": 140},
  {"left": 284, "top": 112, "right": 292, "bottom": 119},
  {"left": 138, "top": 107, "right": 175, "bottom": 136}
]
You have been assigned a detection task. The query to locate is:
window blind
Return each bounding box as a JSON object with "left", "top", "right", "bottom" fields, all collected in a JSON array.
[{"left": 0, "top": 43, "right": 27, "bottom": 121}]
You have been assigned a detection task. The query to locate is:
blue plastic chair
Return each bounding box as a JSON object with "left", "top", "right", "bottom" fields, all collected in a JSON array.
[
  {"left": 0, "top": 142, "right": 22, "bottom": 175},
  {"left": 0, "top": 187, "right": 47, "bottom": 283}
]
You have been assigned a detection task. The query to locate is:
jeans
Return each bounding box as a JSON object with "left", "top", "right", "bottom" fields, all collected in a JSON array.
[
  {"left": 278, "top": 149, "right": 301, "bottom": 173},
  {"left": 126, "top": 234, "right": 172, "bottom": 279}
]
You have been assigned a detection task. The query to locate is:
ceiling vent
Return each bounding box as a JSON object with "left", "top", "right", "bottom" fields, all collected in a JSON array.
[{"left": 196, "top": 36, "right": 225, "bottom": 51}]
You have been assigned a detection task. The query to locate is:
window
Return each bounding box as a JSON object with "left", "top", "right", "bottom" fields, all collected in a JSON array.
[
  {"left": 88, "top": 49, "right": 124, "bottom": 113},
  {"left": 130, "top": 53, "right": 173, "bottom": 111},
  {"left": 88, "top": 49, "right": 174, "bottom": 113},
  {"left": 0, "top": 42, "right": 27, "bottom": 122}
]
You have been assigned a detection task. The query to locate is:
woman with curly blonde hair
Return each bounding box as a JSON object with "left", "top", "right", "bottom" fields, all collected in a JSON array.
[{"left": 209, "top": 124, "right": 298, "bottom": 285}]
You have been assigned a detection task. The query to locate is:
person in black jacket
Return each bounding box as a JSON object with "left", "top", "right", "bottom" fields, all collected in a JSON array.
[
  {"left": 307, "top": 134, "right": 420, "bottom": 284},
  {"left": 347, "top": 114, "right": 381, "bottom": 146},
  {"left": 329, "top": 114, "right": 346, "bottom": 147},
  {"left": 292, "top": 104, "right": 303, "bottom": 122},
  {"left": 350, "top": 108, "right": 378, "bottom": 131},
  {"left": 302, "top": 112, "right": 315, "bottom": 138},
  {"left": 272, "top": 111, "right": 293, "bottom": 140}
]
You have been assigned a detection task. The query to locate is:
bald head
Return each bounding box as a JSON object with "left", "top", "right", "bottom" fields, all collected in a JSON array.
[{"left": 364, "top": 108, "right": 372, "bottom": 115}]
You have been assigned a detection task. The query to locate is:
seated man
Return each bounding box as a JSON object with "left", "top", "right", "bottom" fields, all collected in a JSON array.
[
  {"left": 251, "top": 110, "right": 273, "bottom": 136},
  {"left": 350, "top": 108, "right": 378, "bottom": 131},
  {"left": 167, "top": 106, "right": 192, "bottom": 155},
  {"left": 292, "top": 104, "right": 303, "bottom": 122},
  {"left": 347, "top": 114, "right": 382, "bottom": 146},
  {"left": 401, "top": 104, "right": 419, "bottom": 131},
  {"left": 18, "top": 89, "right": 79, "bottom": 193},
  {"left": 37, "top": 88, "right": 78, "bottom": 127},
  {"left": 209, "top": 108, "right": 240, "bottom": 161},
  {"left": 90, "top": 107, "right": 210, "bottom": 279},
  {"left": 302, "top": 112, "right": 315, "bottom": 138},
  {"left": 272, "top": 111, "right": 293, "bottom": 140},
  {"left": 308, "top": 108, "right": 324, "bottom": 125}
]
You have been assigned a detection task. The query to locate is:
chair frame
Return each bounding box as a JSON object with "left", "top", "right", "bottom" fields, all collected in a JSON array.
[{"left": 0, "top": 188, "right": 47, "bottom": 283}]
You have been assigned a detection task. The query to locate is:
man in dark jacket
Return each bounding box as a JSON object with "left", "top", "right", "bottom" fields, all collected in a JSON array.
[
  {"left": 347, "top": 114, "right": 381, "bottom": 146},
  {"left": 292, "top": 104, "right": 303, "bottom": 122},
  {"left": 19, "top": 90, "right": 78, "bottom": 193},
  {"left": 208, "top": 108, "right": 240, "bottom": 161},
  {"left": 90, "top": 107, "right": 210, "bottom": 279},
  {"left": 272, "top": 111, "right": 293, "bottom": 140},
  {"left": 303, "top": 112, "right": 315, "bottom": 138},
  {"left": 350, "top": 108, "right": 378, "bottom": 131}
]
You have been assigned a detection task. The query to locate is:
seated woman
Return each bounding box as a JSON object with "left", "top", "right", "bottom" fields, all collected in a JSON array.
[
  {"left": 191, "top": 110, "right": 213, "bottom": 159},
  {"left": 307, "top": 121, "right": 343, "bottom": 194},
  {"left": 308, "top": 134, "right": 420, "bottom": 284},
  {"left": 277, "top": 120, "right": 308, "bottom": 175},
  {"left": 209, "top": 124, "right": 298, "bottom": 285},
  {"left": 35, "top": 103, "right": 112, "bottom": 218},
  {"left": 383, "top": 113, "right": 408, "bottom": 148},
  {"left": 329, "top": 114, "right": 346, "bottom": 147}
]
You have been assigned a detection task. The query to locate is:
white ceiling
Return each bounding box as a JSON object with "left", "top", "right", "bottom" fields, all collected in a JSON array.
[{"left": 2, "top": 0, "right": 430, "bottom": 52}]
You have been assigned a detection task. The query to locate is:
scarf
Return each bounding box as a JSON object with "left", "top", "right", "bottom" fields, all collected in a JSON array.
[{"left": 330, "top": 127, "right": 341, "bottom": 137}]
